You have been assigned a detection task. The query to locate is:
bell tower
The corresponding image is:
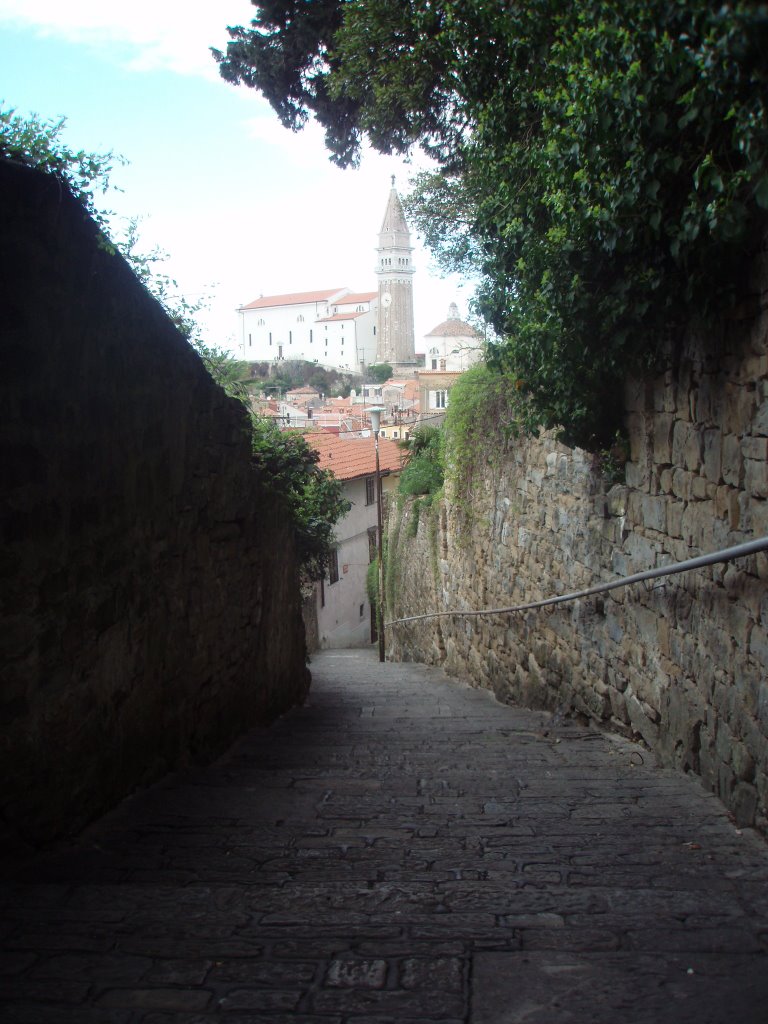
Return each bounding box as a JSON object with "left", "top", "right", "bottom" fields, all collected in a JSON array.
[{"left": 375, "top": 177, "right": 416, "bottom": 369}]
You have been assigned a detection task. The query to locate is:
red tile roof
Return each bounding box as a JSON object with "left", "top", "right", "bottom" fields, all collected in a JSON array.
[
  {"left": 317, "top": 311, "right": 366, "bottom": 322},
  {"left": 240, "top": 289, "right": 345, "bottom": 310},
  {"left": 338, "top": 291, "right": 377, "bottom": 304},
  {"left": 303, "top": 431, "right": 404, "bottom": 481},
  {"left": 426, "top": 318, "right": 480, "bottom": 338}
]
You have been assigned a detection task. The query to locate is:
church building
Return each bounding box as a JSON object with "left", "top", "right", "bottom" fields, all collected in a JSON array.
[
  {"left": 236, "top": 287, "right": 377, "bottom": 373},
  {"left": 236, "top": 181, "right": 418, "bottom": 375}
]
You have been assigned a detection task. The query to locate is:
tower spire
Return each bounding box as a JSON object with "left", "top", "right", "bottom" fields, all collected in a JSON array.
[{"left": 375, "top": 180, "right": 416, "bottom": 368}]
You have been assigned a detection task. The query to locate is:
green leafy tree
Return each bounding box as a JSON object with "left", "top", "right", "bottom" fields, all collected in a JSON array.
[
  {"left": 0, "top": 105, "right": 125, "bottom": 227},
  {"left": 214, "top": 1, "right": 768, "bottom": 447},
  {"left": 251, "top": 419, "right": 350, "bottom": 578},
  {"left": 366, "top": 362, "right": 393, "bottom": 384}
]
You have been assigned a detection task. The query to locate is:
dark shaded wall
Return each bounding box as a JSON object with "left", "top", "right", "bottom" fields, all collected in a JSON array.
[{"left": 0, "top": 160, "right": 310, "bottom": 852}]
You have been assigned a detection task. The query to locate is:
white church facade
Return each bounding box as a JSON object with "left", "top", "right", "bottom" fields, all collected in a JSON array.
[{"left": 237, "top": 288, "right": 378, "bottom": 374}]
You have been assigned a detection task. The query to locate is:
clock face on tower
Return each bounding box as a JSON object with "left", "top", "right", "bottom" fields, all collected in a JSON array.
[{"left": 381, "top": 291, "right": 392, "bottom": 308}]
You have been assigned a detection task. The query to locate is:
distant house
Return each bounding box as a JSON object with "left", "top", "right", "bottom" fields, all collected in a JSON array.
[
  {"left": 285, "top": 385, "right": 322, "bottom": 411},
  {"left": 417, "top": 370, "right": 463, "bottom": 424},
  {"left": 304, "top": 430, "right": 403, "bottom": 648}
]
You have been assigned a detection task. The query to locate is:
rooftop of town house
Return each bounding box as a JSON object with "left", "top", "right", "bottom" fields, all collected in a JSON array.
[
  {"left": 383, "top": 378, "right": 420, "bottom": 400},
  {"left": 286, "top": 386, "right": 322, "bottom": 397},
  {"left": 302, "top": 430, "right": 404, "bottom": 482}
]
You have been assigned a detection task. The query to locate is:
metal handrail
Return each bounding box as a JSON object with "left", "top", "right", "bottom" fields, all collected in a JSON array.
[{"left": 385, "top": 536, "right": 768, "bottom": 628}]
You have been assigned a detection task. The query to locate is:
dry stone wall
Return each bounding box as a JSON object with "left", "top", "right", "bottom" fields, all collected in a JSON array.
[
  {"left": 387, "top": 243, "right": 768, "bottom": 832},
  {"left": 1, "top": 161, "right": 309, "bottom": 853}
]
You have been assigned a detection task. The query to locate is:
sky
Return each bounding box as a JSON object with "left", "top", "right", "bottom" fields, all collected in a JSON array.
[{"left": 0, "top": 0, "right": 473, "bottom": 357}]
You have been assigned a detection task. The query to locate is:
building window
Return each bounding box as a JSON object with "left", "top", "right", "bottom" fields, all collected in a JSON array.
[
  {"left": 367, "top": 526, "right": 377, "bottom": 563},
  {"left": 365, "top": 476, "right": 375, "bottom": 506},
  {"left": 248, "top": 333, "right": 252, "bottom": 347},
  {"left": 320, "top": 577, "right": 325, "bottom": 608},
  {"left": 433, "top": 390, "right": 448, "bottom": 409},
  {"left": 310, "top": 329, "right": 313, "bottom": 343},
  {"left": 440, "top": 358, "right": 446, "bottom": 371},
  {"left": 329, "top": 548, "right": 340, "bottom": 584},
  {"left": 289, "top": 330, "right": 292, "bottom": 344},
  {"left": 269, "top": 332, "right": 272, "bottom": 345}
]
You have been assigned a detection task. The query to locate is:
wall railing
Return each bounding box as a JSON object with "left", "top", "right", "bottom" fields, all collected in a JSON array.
[{"left": 385, "top": 537, "right": 768, "bottom": 628}]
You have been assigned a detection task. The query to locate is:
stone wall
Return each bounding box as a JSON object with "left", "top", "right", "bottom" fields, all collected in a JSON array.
[
  {"left": 0, "top": 161, "right": 309, "bottom": 853},
  {"left": 386, "top": 242, "right": 768, "bottom": 832}
]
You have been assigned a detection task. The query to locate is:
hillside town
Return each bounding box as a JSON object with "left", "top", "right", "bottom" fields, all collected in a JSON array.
[{"left": 238, "top": 180, "right": 484, "bottom": 648}]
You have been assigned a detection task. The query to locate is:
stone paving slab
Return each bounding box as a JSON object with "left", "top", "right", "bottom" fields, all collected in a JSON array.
[{"left": 1, "top": 647, "right": 767, "bottom": 1022}]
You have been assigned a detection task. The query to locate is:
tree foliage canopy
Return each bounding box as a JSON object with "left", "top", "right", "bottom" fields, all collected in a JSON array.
[{"left": 215, "top": 1, "right": 768, "bottom": 447}]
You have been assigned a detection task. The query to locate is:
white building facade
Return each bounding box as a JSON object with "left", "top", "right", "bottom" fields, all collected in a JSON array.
[
  {"left": 424, "top": 303, "right": 484, "bottom": 372},
  {"left": 238, "top": 288, "right": 378, "bottom": 374},
  {"left": 318, "top": 474, "right": 378, "bottom": 648},
  {"left": 303, "top": 431, "right": 403, "bottom": 649}
]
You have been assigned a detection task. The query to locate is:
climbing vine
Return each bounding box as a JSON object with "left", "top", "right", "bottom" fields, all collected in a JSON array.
[{"left": 441, "top": 364, "right": 525, "bottom": 534}]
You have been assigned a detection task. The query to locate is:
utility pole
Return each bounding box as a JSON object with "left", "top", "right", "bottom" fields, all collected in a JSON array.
[{"left": 368, "top": 407, "right": 386, "bottom": 662}]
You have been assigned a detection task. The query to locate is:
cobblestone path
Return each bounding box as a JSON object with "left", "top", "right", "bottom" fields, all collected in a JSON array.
[{"left": 2, "top": 648, "right": 768, "bottom": 1022}]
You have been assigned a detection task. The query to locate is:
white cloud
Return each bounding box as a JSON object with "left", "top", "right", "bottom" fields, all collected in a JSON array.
[
  {"left": 0, "top": 0, "right": 256, "bottom": 78},
  {"left": 244, "top": 113, "right": 328, "bottom": 154},
  {"left": 0, "top": 0, "right": 477, "bottom": 352}
]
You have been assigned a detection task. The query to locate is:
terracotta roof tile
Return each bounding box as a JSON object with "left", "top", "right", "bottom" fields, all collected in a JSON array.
[
  {"left": 338, "top": 291, "right": 377, "bottom": 304},
  {"left": 303, "top": 431, "right": 404, "bottom": 481},
  {"left": 426, "top": 318, "right": 480, "bottom": 338},
  {"left": 317, "top": 311, "right": 367, "bottom": 322},
  {"left": 240, "top": 288, "right": 345, "bottom": 310}
]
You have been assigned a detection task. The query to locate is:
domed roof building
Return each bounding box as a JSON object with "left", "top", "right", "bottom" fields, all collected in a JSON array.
[{"left": 424, "top": 303, "right": 483, "bottom": 372}]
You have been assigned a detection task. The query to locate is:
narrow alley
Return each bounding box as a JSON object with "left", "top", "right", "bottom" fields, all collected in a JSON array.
[{"left": 2, "top": 648, "right": 767, "bottom": 1023}]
